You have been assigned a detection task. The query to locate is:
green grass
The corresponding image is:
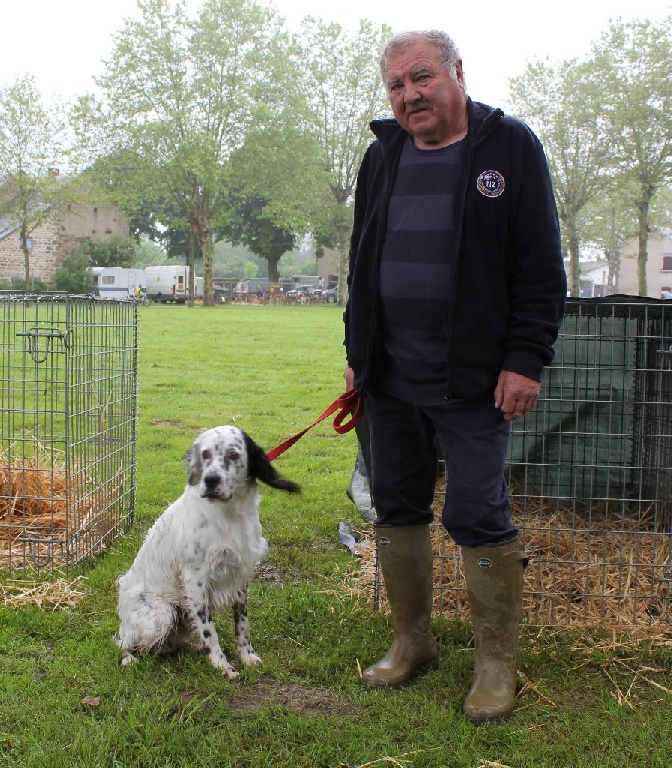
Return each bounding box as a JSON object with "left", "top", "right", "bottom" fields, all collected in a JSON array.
[{"left": 1, "top": 304, "right": 671, "bottom": 768}]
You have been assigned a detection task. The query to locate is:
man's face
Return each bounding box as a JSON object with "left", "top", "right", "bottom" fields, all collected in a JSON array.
[{"left": 384, "top": 41, "right": 467, "bottom": 149}]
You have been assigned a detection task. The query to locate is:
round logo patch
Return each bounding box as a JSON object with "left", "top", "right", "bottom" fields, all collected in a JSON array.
[{"left": 476, "top": 170, "right": 505, "bottom": 198}]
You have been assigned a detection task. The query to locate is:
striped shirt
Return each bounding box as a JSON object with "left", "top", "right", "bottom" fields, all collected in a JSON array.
[{"left": 379, "top": 135, "right": 464, "bottom": 405}]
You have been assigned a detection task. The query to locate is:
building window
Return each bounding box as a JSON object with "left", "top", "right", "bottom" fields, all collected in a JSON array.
[{"left": 662, "top": 256, "right": 672, "bottom": 271}]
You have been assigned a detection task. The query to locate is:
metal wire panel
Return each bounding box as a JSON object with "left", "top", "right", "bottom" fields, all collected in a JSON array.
[
  {"left": 0, "top": 293, "right": 138, "bottom": 574},
  {"left": 429, "top": 299, "right": 671, "bottom": 628}
]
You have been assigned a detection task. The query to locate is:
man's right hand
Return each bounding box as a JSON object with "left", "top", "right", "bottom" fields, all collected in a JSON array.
[{"left": 344, "top": 366, "right": 355, "bottom": 391}]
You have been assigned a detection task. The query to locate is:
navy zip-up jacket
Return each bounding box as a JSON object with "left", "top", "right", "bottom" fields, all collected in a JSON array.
[{"left": 344, "top": 98, "right": 567, "bottom": 403}]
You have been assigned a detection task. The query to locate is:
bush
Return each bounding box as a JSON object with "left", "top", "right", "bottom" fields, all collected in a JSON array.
[
  {"left": 52, "top": 252, "right": 91, "bottom": 293},
  {"left": 52, "top": 236, "right": 140, "bottom": 293}
]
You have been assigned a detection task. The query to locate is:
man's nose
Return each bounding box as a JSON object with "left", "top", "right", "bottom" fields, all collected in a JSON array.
[{"left": 403, "top": 83, "right": 421, "bottom": 102}]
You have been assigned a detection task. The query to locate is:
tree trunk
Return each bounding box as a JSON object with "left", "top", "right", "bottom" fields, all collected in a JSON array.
[
  {"left": 201, "top": 234, "right": 214, "bottom": 306},
  {"left": 192, "top": 211, "right": 214, "bottom": 306},
  {"left": 20, "top": 224, "right": 30, "bottom": 291},
  {"left": 267, "top": 254, "right": 281, "bottom": 282},
  {"left": 637, "top": 192, "right": 652, "bottom": 297},
  {"left": 566, "top": 213, "right": 581, "bottom": 297},
  {"left": 187, "top": 234, "right": 196, "bottom": 308}
]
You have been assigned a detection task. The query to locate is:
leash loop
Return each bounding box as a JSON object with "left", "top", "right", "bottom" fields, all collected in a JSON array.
[{"left": 266, "top": 389, "right": 363, "bottom": 461}]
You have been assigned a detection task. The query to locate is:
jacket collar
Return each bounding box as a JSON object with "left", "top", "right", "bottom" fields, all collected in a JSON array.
[{"left": 369, "top": 98, "right": 503, "bottom": 151}]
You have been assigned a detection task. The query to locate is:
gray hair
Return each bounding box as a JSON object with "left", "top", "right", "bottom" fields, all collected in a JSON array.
[{"left": 379, "top": 30, "right": 462, "bottom": 83}]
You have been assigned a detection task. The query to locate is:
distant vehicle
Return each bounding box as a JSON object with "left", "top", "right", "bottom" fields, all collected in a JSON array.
[
  {"left": 213, "top": 279, "right": 238, "bottom": 303},
  {"left": 145, "top": 265, "right": 201, "bottom": 303},
  {"left": 322, "top": 287, "right": 338, "bottom": 303},
  {"left": 282, "top": 275, "right": 323, "bottom": 294},
  {"left": 234, "top": 277, "right": 275, "bottom": 297},
  {"left": 286, "top": 284, "right": 318, "bottom": 298},
  {"left": 86, "top": 267, "right": 147, "bottom": 301}
]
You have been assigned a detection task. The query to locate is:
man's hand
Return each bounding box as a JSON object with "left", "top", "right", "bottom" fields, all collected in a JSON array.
[
  {"left": 344, "top": 366, "right": 355, "bottom": 392},
  {"left": 494, "top": 371, "right": 540, "bottom": 421}
]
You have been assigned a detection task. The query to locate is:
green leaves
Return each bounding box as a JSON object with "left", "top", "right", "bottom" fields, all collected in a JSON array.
[{"left": 509, "top": 16, "right": 672, "bottom": 296}]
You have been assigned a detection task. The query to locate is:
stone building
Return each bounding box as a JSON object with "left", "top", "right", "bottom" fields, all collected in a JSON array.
[
  {"left": 0, "top": 202, "right": 129, "bottom": 285},
  {"left": 579, "top": 229, "right": 672, "bottom": 299},
  {"left": 615, "top": 228, "right": 672, "bottom": 298}
]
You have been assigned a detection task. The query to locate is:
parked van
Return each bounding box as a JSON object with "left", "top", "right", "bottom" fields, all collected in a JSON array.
[
  {"left": 87, "top": 267, "right": 146, "bottom": 300},
  {"left": 145, "top": 265, "right": 201, "bottom": 303}
]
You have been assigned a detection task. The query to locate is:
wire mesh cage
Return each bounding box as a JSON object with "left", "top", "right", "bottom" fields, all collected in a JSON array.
[
  {"left": 374, "top": 298, "right": 672, "bottom": 629},
  {"left": 0, "top": 293, "right": 138, "bottom": 575}
]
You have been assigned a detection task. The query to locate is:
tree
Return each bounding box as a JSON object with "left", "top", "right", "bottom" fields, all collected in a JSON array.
[
  {"left": 0, "top": 76, "right": 72, "bottom": 289},
  {"left": 212, "top": 240, "right": 260, "bottom": 279},
  {"left": 218, "top": 194, "right": 296, "bottom": 282},
  {"left": 590, "top": 17, "right": 672, "bottom": 295},
  {"left": 215, "top": 123, "right": 330, "bottom": 280},
  {"left": 81, "top": 0, "right": 296, "bottom": 305},
  {"left": 90, "top": 150, "right": 188, "bottom": 255},
  {"left": 509, "top": 59, "right": 612, "bottom": 296},
  {"left": 297, "top": 19, "right": 392, "bottom": 303}
]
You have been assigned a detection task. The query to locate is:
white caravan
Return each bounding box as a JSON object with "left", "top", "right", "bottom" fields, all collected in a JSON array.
[{"left": 87, "top": 267, "right": 147, "bottom": 300}]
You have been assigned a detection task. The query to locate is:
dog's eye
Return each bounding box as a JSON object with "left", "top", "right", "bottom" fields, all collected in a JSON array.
[
  {"left": 227, "top": 450, "right": 239, "bottom": 461},
  {"left": 202, "top": 449, "right": 212, "bottom": 461}
]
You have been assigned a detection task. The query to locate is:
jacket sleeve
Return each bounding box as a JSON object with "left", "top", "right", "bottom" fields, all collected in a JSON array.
[
  {"left": 344, "top": 143, "right": 375, "bottom": 359},
  {"left": 502, "top": 123, "right": 567, "bottom": 380}
]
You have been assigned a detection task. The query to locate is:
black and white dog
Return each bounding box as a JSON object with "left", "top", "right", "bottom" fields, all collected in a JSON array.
[{"left": 116, "top": 426, "right": 299, "bottom": 678}]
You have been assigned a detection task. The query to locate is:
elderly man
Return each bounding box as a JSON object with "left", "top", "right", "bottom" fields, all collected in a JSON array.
[{"left": 344, "top": 30, "right": 566, "bottom": 722}]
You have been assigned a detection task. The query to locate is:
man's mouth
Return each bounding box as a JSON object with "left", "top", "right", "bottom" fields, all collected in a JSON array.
[{"left": 408, "top": 105, "right": 430, "bottom": 116}]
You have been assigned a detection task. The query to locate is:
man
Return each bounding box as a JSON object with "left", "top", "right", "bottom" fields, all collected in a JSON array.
[{"left": 344, "top": 30, "right": 566, "bottom": 722}]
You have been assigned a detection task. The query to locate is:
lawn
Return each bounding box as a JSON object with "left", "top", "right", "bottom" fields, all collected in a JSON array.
[{"left": 0, "top": 303, "right": 670, "bottom": 768}]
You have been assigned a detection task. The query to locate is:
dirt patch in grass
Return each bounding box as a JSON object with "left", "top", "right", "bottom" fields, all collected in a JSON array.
[
  {"left": 228, "top": 681, "right": 351, "bottom": 716},
  {"left": 149, "top": 419, "right": 193, "bottom": 429},
  {"left": 181, "top": 680, "right": 353, "bottom": 717},
  {"left": 255, "top": 562, "right": 305, "bottom": 586}
]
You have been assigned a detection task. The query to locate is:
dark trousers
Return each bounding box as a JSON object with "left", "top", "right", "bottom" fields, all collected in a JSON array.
[{"left": 366, "top": 391, "right": 516, "bottom": 547}]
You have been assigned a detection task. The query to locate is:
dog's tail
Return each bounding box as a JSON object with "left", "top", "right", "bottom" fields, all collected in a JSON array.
[{"left": 244, "top": 433, "right": 301, "bottom": 493}]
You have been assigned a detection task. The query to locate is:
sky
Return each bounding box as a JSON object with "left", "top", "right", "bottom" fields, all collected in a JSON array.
[{"left": 0, "top": 0, "right": 670, "bottom": 109}]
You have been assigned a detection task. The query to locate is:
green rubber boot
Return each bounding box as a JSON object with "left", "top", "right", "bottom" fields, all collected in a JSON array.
[
  {"left": 362, "top": 525, "right": 439, "bottom": 688},
  {"left": 462, "top": 537, "right": 527, "bottom": 722}
]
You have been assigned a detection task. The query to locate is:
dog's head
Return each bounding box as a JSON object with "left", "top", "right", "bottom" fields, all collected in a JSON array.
[{"left": 186, "top": 426, "right": 300, "bottom": 501}]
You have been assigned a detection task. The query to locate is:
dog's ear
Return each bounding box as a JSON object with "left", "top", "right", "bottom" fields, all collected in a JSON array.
[
  {"left": 185, "top": 437, "right": 202, "bottom": 486},
  {"left": 243, "top": 432, "right": 300, "bottom": 493}
]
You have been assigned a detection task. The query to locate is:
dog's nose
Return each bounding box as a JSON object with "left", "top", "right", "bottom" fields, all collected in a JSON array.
[{"left": 204, "top": 473, "right": 219, "bottom": 489}]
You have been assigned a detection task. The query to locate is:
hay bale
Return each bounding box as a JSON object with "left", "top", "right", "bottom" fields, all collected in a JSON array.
[
  {"left": 0, "top": 448, "right": 69, "bottom": 560},
  {"left": 0, "top": 446, "right": 120, "bottom": 570}
]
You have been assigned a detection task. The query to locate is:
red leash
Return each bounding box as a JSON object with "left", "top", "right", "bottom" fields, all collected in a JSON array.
[{"left": 266, "top": 389, "right": 364, "bottom": 461}]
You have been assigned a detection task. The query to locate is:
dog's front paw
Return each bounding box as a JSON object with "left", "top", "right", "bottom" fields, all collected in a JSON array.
[
  {"left": 239, "top": 650, "right": 263, "bottom": 667},
  {"left": 209, "top": 653, "right": 239, "bottom": 679},
  {"left": 120, "top": 652, "right": 137, "bottom": 669},
  {"left": 212, "top": 660, "right": 239, "bottom": 679}
]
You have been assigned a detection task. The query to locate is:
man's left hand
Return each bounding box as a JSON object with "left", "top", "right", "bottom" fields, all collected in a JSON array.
[{"left": 494, "top": 371, "right": 540, "bottom": 421}]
